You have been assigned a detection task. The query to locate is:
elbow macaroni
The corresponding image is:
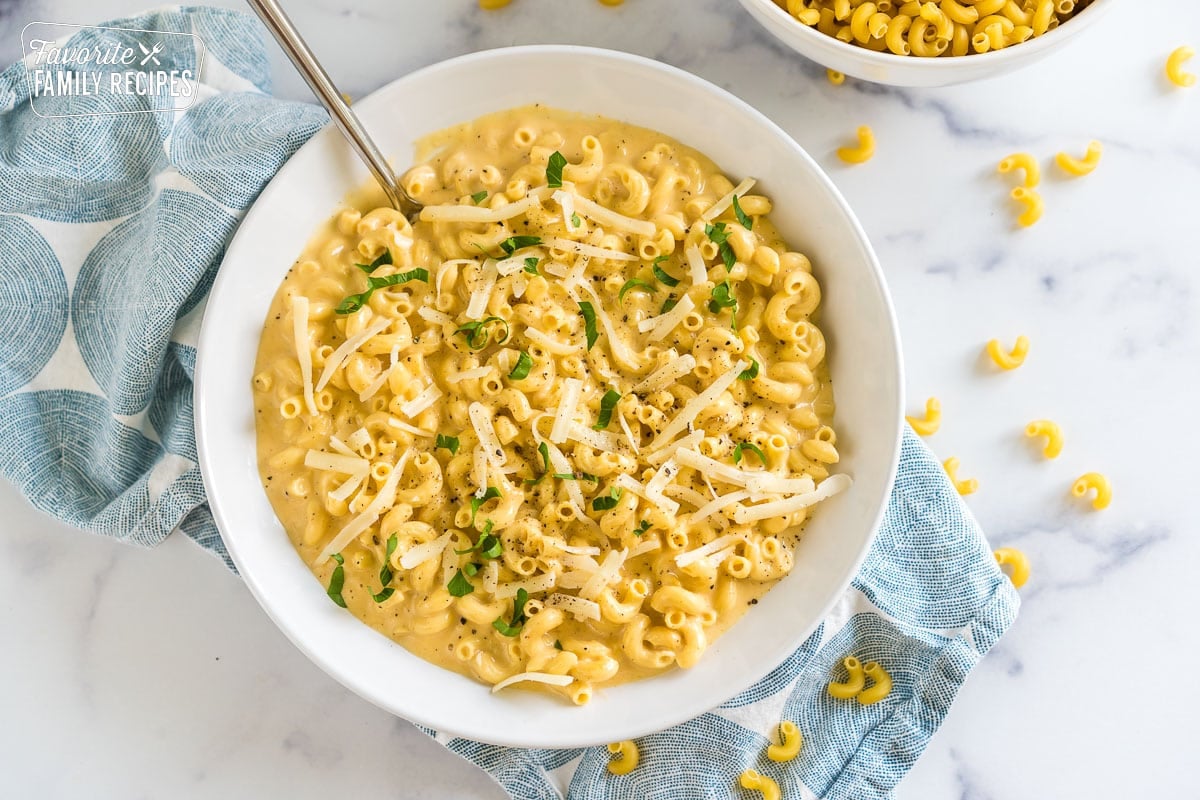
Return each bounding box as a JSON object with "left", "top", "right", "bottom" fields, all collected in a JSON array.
[
  {"left": 994, "top": 546, "right": 1031, "bottom": 588},
  {"left": 776, "top": 0, "right": 1093, "bottom": 57},
  {"left": 1024, "top": 419, "right": 1063, "bottom": 458},
  {"left": 739, "top": 770, "right": 781, "bottom": 800},
  {"left": 905, "top": 396, "right": 941, "bottom": 437},
  {"left": 986, "top": 335, "right": 1029, "bottom": 370},
  {"left": 942, "top": 456, "right": 978, "bottom": 496},
  {"left": 1010, "top": 186, "right": 1043, "bottom": 227},
  {"left": 1055, "top": 140, "right": 1102, "bottom": 177},
  {"left": 1166, "top": 46, "right": 1196, "bottom": 87},
  {"left": 998, "top": 152, "right": 1040, "bottom": 188},
  {"left": 607, "top": 740, "right": 639, "bottom": 775},
  {"left": 856, "top": 661, "right": 892, "bottom": 705},
  {"left": 766, "top": 720, "right": 803, "bottom": 762},
  {"left": 837, "top": 125, "right": 876, "bottom": 164},
  {"left": 1072, "top": 472, "right": 1111, "bottom": 510},
  {"left": 253, "top": 107, "right": 849, "bottom": 704},
  {"left": 827, "top": 654, "right": 866, "bottom": 699}
]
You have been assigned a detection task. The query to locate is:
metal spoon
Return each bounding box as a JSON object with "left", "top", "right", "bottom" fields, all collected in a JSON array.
[{"left": 247, "top": 0, "right": 421, "bottom": 219}]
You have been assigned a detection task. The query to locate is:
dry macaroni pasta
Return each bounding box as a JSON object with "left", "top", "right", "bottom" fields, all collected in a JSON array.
[
  {"left": 775, "top": 0, "right": 1094, "bottom": 57},
  {"left": 253, "top": 108, "right": 849, "bottom": 704}
]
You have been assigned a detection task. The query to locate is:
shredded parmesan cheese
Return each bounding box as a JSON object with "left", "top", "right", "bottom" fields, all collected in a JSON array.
[
  {"left": 560, "top": 191, "right": 656, "bottom": 237},
  {"left": 304, "top": 450, "right": 368, "bottom": 474},
  {"left": 570, "top": 280, "right": 641, "bottom": 370},
  {"left": 495, "top": 572, "right": 557, "bottom": 599},
  {"left": 469, "top": 401, "right": 506, "bottom": 466},
  {"left": 417, "top": 306, "right": 454, "bottom": 327},
  {"left": 447, "top": 366, "right": 493, "bottom": 383},
  {"left": 483, "top": 560, "right": 499, "bottom": 594},
  {"left": 545, "top": 237, "right": 638, "bottom": 262},
  {"left": 550, "top": 378, "right": 583, "bottom": 444},
  {"left": 472, "top": 446, "right": 488, "bottom": 495},
  {"left": 317, "top": 453, "right": 409, "bottom": 563},
  {"left": 552, "top": 190, "right": 580, "bottom": 233},
  {"left": 291, "top": 296, "right": 317, "bottom": 416},
  {"left": 545, "top": 593, "right": 602, "bottom": 621},
  {"left": 614, "top": 473, "right": 680, "bottom": 515},
  {"left": 688, "top": 490, "right": 751, "bottom": 524},
  {"left": 617, "top": 408, "right": 640, "bottom": 456},
  {"left": 465, "top": 259, "right": 498, "bottom": 320},
  {"left": 315, "top": 315, "right": 391, "bottom": 393},
  {"left": 566, "top": 422, "right": 629, "bottom": 456},
  {"left": 647, "top": 359, "right": 748, "bottom": 451},
  {"left": 684, "top": 243, "right": 709, "bottom": 286},
  {"left": 357, "top": 345, "right": 403, "bottom": 402},
  {"left": 398, "top": 382, "right": 443, "bottom": 419},
  {"left": 386, "top": 417, "right": 436, "bottom": 437},
  {"left": 701, "top": 177, "right": 757, "bottom": 222},
  {"left": 675, "top": 533, "right": 741, "bottom": 569},
  {"left": 490, "top": 671, "right": 574, "bottom": 693},
  {"left": 645, "top": 430, "right": 702, "bottom": 466},
  {"left": 630, "top": 537, "right": 661, "bottom": 557},
  {"left": 732, "top": 473, "right": 853, "bottom": 524},
  {"left": 399, "top": 531, "right": 453, "bottom": 570},
  {"left": 419, "top": 188, "right": 549, "bottom": 224},
  {"left": 328, "top": 470, "right": 368, "bottom": 503},
  {"left": 327, "top": 435, "right": 356, "bottom": 457},
  {"left": 346, "top": 427, "right": 371, "bottom": 452},
  {"left": 523, "top": 326, "right": 580, "bottom": 355},
  {"left": 578, "top": 548, "right": 628, "bottom": 601},
  {"left": 633, "top": 354, "right": 696, "bottom": 393},
  {"left": 556, "top": 544, "right": 602, "bottom": 556},
  {"left": 496, "top": 249, "right": 545, "bottom": 277},
  {"left": 638, "top": 294, "right": 696, "bottom": 341}
]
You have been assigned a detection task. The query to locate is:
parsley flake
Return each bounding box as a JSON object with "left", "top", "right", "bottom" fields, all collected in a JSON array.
[
  {"left": 546, "top": 151, "right": 567, "bottom": 188},
  {"left": 509, "top": 351, "right": 533, "bottom": 380},
  {"left": 593, "top": 389, "right": 621, "bottom": 430},
  {"left": 579, "top": 301, "right": 599, "bottom": 350},
  {"left": 733, "top": 441, "right": 768, "bottom": 466}
]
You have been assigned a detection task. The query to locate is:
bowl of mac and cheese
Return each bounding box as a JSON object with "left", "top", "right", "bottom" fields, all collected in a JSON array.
[
  {"left": 195, "top": 46, "right": 903, "bottom": 747},
  {"left": 739, "top": 0, "right": 1114, "bottom": 86}
]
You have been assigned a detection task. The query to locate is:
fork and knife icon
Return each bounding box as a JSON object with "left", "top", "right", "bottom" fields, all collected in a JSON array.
[{"left": 138, "top": 41, "right": 164, "bottom": 66}]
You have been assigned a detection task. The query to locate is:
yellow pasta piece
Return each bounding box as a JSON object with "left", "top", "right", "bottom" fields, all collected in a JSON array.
[
  {"left": 766, "top": 720, "right": 803, "bottom": 762},
  {"left": 739, "top": 770, "right": 781, "bottom": 800},
  {"left": 1009, "top": 186, "right": 1043, "bottom": 227},
  {"left": 1166, "top": 46, "right": 1196, "bottom": 88},
  {"left": 606, "top": 740, "right": 639, "bottom": 775},
  {"left": 827, "top": 655, "right": 866, "bottom": 699},
  {"left": 994, "top": 547, "right": 1030, "bottom": 588},
  {"left": 479, "top": 0, "right": 513, "bottom": 8},
  {"left": 942, "top": 457, "right": 977, "bottom": 496},
  {"left": 856, "top": 661, "right": 892, "bottom": 705},
  {"left": 986, "top": 335, "right": 1029, "bottom": 370},
  {"left": 1055, "top": 140, "right": 1102, "bottom": 177},
  {"left": 827, "top": 68, "right": 846, "bottom": 85},
  {"left": 997, "top": 152, "right": 1040, "bottom": 188},
  {"left": 1024, "top": 419, "right": 1063, "bottom": 459},
  {"left": 1072, "top": 472, "right": 1112, "bottom": 510},
  {"left": 837, "top": 125, "right": 875, "bottom": 164},
  {"left": 905, "top": 397, "right": 941, "bottom": 437}
]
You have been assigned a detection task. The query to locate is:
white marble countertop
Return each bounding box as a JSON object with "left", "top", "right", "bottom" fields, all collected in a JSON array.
[{"left": 2, "top": 0, "right": 1198, "bottom": 797}]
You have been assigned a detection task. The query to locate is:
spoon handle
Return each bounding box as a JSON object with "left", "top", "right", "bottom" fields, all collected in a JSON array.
[{"left": 247, "top": 0, "right": 420, "bottom": 217}]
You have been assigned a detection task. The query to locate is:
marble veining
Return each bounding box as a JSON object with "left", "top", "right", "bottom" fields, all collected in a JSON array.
[{"left": 2, "top": 0, "right": 1198, "bottom": 798}]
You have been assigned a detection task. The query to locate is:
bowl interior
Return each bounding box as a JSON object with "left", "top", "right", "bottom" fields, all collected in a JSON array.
[{"left": 194, "top": 45, "right": 903, "bottom": 748}]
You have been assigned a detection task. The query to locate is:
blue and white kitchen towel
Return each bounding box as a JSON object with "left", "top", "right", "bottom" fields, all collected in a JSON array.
[{"left": 0, "top": 8, "right": 1019, "bottom": 799}]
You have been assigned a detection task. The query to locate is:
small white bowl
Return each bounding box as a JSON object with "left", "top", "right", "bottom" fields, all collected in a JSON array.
[
  {"left": 738, "top": 0, "right": 1115, "bottom": 87},
  {"left": 195, "top": 45, "right": 903, "bottom": 748}
]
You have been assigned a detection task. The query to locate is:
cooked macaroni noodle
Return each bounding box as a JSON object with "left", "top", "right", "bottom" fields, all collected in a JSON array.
[
  {"left": 856, "top": 661, "right": 892, "bottom": 705},
  {"left": 906, "top": 396, "right": 941, "bottom": 437},
  {"left": 739, "top": 770, "right": 781, "bottom": 800},
  {"left": 942, "top": 456, "right": 977, "bottom": 496},
  {"left": 1055, "top": 140, "right": 1102, "bottom": 177},
  {"left": 994, "top": 546, "right": 1030, "bottom": 588},
  {"left": 1072, "top": 472, "right": 1111, "bottom": 510},
  {"left": 767, "top": 720, "right": 803, "bottom": 761},
  {"left": 774, "top": 0, "right": 1094, "bottom": 57},
  {"left": 837, "top": 125, "right": 875, "bottom": 164},
  {"left": 1166, "top": 46, "right": 1196, "bottom": 87},
  {"left": 1024, "top": 419, "right": 1063, "bottom": 458},
  {"left": 986, "top": 335, "right": 1029, "bottom": 370},
  {"left": 253, "top": 108, "right": 849, "bottom": 704},
  {"left": 607, "top": 740, "right": 639, "bottom": 775}
]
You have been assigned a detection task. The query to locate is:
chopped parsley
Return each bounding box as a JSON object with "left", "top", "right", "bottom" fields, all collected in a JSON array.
[
  {"left": 660, "top": 296, "right": 678, "bottom": 314},
  {"left": 579, "top": 301, "right": 598, "bottom": 350},
  {"left": 470, "top": 190, "right": 488, "bottom": 205},
  {"left": 652, "top": 258, "right": 681, "bottom": 288},
  {"left": 508, "top": 351, "right": 533, "bottom": 380},
  {"left": 553, "top": 639, "right": 563, "bottom": 651},
  {"left": 708, "top": 281, "right": 739, "bottom": 330},
  {"left": 738, "top": 358, "right": 760, "bottom": 381},
  {"left": 354, "top": 250, "right": 392, "bottom": 274},
  {"left": 524, "top": 257, "right": 540, "bottom": 275},
  {"left": 705, "top": 222, "right": 737, "bottom": 271},
  {"left": 500, "top": 235, "right": 542, "bottom": 255},
  {"left": 592, "top": 486, "right": 623, "bottom": 512},
  {"left": 731, "top": 194, "right": 753, "bottom": 230},
  {"left": 327, "top": 552, "right": 347, "bottom": 608},
  {"left": 337, "top": 268, "right": 429, "bottom": 314},
  {"left": 593, "top": 389, "right": 621, "bottom": 430},
  {"left": 436, "top": 434, "right": 460, "bottom": 454},
  {"left": 618, "top": 278, "right": 654, "bottom": 301},
  {"left": 447, "top": 568, "right": 475, "bottom": 597},
  {"left": 469, "top": 486, "right": 501, "bottom": 526},
  {"left": 553, "top": 472, "right": 599, "bottom": 482},
  {"left": 492, "top": 588, "right": 530, "bottom": 636},
  {"left": 733, "top": 441, "right": 768, "bottom": 466},
  {"left": 546, "top": 151, "right": 567, "bottom": 188},
  {"left": 455, "top": 316, "right": 510, "bottom": 349},
  {"left": 371, "top": 535, "right": 398, "bottom": 603},
  {"left": 525, "top": 441, "right": 552, "bottom": 487},
  {"left": 455, "top": 529, "right": 502, "bottom": 560},
  {"left": 634, "top": 519, "right": 652, "bottom": 537},
  {"left": 571, "top": 212, "right": 582, "bottom": 228}
]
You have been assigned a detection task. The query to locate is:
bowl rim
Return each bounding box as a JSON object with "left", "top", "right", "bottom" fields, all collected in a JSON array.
[
  {"left": 741, "top": 0, "right": 1115, "bottom": 70},
  {"left": 194, "top": 43, "right": 905, "bottom": 747}
]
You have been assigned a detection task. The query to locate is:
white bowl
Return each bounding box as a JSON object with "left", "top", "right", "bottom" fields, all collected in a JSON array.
[
  {"left": 738, "top": 0, "right": 1115, "bottom": 87},
  {"left": 194, "top": 45, "right": 903, "bottom": 748}
]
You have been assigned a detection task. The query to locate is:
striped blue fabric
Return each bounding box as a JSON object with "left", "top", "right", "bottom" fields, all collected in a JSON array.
[{"left": 0, "top": 9, "right": 1019, "bottom": 799}]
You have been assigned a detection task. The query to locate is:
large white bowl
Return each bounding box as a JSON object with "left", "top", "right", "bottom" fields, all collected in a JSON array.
[
  {"left": 194, "top": 45, "right": 903, "bottom": 748},
  {"left": 738, "top": 0, "right": 1115, "bottom": 87}
]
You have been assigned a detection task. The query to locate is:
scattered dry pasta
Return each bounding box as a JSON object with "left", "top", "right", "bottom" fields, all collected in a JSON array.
[
  {"left": 740, "top": 770, "right": 781, "bottom": 800},
  {"left": 856, "top": 661, "right": 892, "bottom": 705},
  {"left": 827, "top": 654, "right": 866, "bottom": 699},
  {"left": 837, "top": 125, "right": 875, "bottom": 164},
  {"left": 942, "top": 457, "right": 978, "bottom": 496},
  {"left": 827, "top": 68, "right": 846, "bottom": 84},
  {"left": 906, "top": 397, "right": 941, "bottom": 437},
  {"left": 607, "top": 740, "right": 639, "bottom": 775},
  {"left": 1166, "top": 46, "right": 1196, "bottom": 88},
  {"left": 998, "top": 152, "right": 1040, "bottom": 188},
  {"left": 986, "top": 335, "right": 1029, "bottom": 370},
  {"left": 766, "top": 720, "right": 803, "bottom": 762},
  {"left": 773, "top": 0, "right": 1095, "bottom": 58},
  {"left": 1072, "top": 472, "right": 1112, "bottom": 510},
  {"left": 1024, "top": 419, "right": 1063, "bottom": 459},
  {"left": 1055, "top": 140, "right": 1102, "bottom": 177},
  {"left": 1010, "top": 186, "right": 1044, "bottom": 227},
  {"left": 994, "top": 547, "right": 1030, "bottom": 588}
]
